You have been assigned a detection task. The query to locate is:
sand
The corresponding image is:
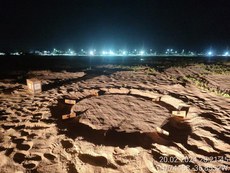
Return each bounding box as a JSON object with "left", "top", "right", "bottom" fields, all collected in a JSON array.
[{"left": 0, "top": 64, "right": 230, "bottom": 173}]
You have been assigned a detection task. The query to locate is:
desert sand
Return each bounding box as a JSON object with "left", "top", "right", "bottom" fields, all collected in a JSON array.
[{"left": 0, "top": 63, "right": 230, "bottom": 173}]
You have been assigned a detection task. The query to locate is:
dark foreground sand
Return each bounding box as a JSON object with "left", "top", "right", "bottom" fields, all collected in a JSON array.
[{"left": 0, "top": 63, "right": 230, "bottom": 173}]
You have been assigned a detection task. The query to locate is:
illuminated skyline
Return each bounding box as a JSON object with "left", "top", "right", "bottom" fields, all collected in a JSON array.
[{"left": 2, "top": 47, "right": 230, "bottom": 57}]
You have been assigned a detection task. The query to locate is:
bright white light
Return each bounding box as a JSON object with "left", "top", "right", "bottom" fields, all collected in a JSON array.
[
  {"left": 102, "top": 51, "right": 106, "bottom": 55},
  {"left": 11, "top": 52, "right": 20, "bottom": 56},
  {"left": 140, "top": 50, "right": 145, "bottom": 55},
  {"left": 89, "top": 50, "right": 94, "bottom": 56},
  {"left": 207, "top": 51, "right": 213, "bottom": 56},
  {"left": 122, "top": 51, "right": 127, "bottom": 55},
  {"left": 140, "top": 58, "right": 144, "bottom": 61},
  {"left": 109, "top": 50, "right": 114, "bottom": 55},
  {"left": 224, "top": 51, "right": 229, "bottom": 56}
]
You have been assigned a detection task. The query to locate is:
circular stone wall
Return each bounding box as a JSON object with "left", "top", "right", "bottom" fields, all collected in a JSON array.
[{"left": 71, "top": 95, "right": 171, "bottom": 132}]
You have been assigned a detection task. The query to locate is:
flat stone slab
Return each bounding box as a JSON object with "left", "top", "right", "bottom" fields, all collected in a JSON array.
[
  {"left": 129, "top": 89, "right": 162, "bottom": 101},
  {"left": 160, "top": 95, "right": 189, "bottom": 110},
  {"left": 71, "top": 95, "right": 171, "bottom": 132},
  {"left": 107, "top": 88, "right": 130, "bottom": 94}
]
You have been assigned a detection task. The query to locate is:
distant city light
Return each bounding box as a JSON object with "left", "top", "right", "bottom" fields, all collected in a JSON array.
[
  {"left": 224, "top": 51, "right": 229, "bottom": 56},
  {"left": 11, "top": 52, "right": 20, "bottom": 56},
  {"left": 9, "top": 47, "right": 230, "bottom": 57},
  {"left": 109, "top": 50, "right": 114, "bottom": 55},
  {"left": 207, "top": 51, "right": 213, "bottom": 56},
  {"left": 140, "top": 50, "right": 145, "bottom": 55},
  {"left": 89, "top": 50, "right": 94, "bottom": 56},
  {"left": 68, "top": 49, "right": 75, "bottom": 55},
  {"left": 140, "top": 58, "right": 144, "bottom": 61}
]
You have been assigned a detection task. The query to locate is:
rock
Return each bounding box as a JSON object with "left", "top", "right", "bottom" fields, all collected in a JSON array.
[
  {"left": 160, "top": 95, "right": 189, "bottom": 111},
  {"left": 130, "top": 89, "right": 161, "bottom": 101},
  {"left": 107, "top": 88, "right": 130, "bottom": 94}
]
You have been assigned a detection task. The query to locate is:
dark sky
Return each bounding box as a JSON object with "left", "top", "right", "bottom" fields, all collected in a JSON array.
[{"left": 0, "top": 0, "right": 230, "bottom": 52}]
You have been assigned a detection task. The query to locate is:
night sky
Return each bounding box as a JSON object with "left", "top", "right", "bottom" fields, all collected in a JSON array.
[{"left": 1, "top": 0, "right": 230, "bottom": 52}]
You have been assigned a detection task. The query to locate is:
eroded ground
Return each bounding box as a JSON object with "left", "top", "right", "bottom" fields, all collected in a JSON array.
[{"left": 0, "top": 64, "right": 230, "bottom": 173}]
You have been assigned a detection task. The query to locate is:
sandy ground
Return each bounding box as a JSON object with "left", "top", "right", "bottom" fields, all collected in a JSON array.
[{"left": 0, "top": 64, "right": 230, "bottom": 173}]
